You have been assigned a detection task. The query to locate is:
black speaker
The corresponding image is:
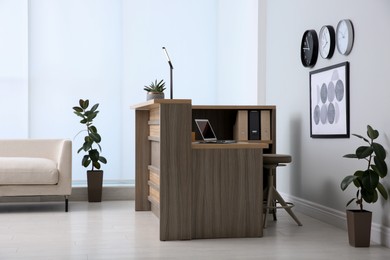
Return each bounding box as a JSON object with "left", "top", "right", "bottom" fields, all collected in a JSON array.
[{"left": 248, "top": 110, "right": 260, "bottom": 140}]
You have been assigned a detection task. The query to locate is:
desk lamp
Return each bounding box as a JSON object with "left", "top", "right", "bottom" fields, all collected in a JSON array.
[{"left": 162, "top": 47, "right": 174, "bottom": 99}]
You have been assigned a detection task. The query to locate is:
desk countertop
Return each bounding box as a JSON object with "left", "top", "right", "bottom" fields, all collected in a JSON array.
[{"left": 192, "top": 141, "right": 269, "bottom": 149}]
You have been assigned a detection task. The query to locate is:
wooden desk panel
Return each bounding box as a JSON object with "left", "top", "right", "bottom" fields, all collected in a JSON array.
[
  {"left": 159, "top": 103, "right": 192, "bottom": 241},
  {"left": 135, "top": 110, "right": 151, "bottom": 211},
  {"left": 192, "top": 148, "right": 263, "bottom": 239}
]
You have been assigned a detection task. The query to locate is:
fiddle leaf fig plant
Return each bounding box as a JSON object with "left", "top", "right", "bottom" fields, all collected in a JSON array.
[
  {"left": 73, "top": 99, "right": 107, "bottom": 170},
  {"left": 340, "top": 125, "right": 388, "bottom": 211}
]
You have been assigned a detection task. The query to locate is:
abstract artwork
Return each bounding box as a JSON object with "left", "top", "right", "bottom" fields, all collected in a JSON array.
[{"left": 310, "top": 62, "right": 349, "bottom": 138}]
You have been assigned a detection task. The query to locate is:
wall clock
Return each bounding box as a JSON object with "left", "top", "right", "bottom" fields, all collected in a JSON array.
[
  {"left": 319, "top": 25, "right": 335, "bottom": 59},
  {"left": 300, "top": 29, "right": 318, "bottom": 68},
  {"left": 336, "top": 19, "right": 354, "bottom": 55}
]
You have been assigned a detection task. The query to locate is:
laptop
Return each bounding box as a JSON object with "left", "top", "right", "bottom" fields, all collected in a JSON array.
[{"left": 194, "top": 119, "right": 236, "bottom": 144}]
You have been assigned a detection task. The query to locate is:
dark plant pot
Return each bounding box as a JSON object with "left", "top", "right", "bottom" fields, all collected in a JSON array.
[
  {"left": 346, "top": 210, "right": 372, "bottom": 247},
  {"left": 147, "top": 92, "right": 164, "bottom": 100},
  {"left": 87, "top": 170, "right": 103, "bottom": 202}
]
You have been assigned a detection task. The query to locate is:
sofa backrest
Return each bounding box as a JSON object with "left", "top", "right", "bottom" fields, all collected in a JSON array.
[{"left": 0, "top": 139, "right": 69, "bottom": 162}]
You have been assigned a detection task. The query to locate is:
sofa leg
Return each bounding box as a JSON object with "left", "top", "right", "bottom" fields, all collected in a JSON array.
[{"left": 65, "top": 196, "right": 69, "bottom": 212}]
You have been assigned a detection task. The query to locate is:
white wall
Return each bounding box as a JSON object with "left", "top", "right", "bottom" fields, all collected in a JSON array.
[{"left": 266, "top": 0, "right": 390, "bottom": 244}]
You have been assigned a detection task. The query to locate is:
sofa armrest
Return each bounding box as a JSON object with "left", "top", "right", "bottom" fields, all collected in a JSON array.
[{"left": 56, "top": 140, "right": 72, "bottom": 195}]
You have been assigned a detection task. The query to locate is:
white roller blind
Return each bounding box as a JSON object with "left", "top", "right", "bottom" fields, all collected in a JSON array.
[
  {"left": 29, "top": 0, "right": 123, "bottom": 181},
  {"left": 0, "top": 0, "right": 28, "bottom": 138}
]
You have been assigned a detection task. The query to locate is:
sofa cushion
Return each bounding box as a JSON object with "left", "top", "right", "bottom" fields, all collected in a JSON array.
[{"left": 0, "top": 157, "right": 59, "bottom": 185}]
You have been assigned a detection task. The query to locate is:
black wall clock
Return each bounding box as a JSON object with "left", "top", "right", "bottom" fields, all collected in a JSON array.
[{"left": 300, "top": 29, "right": 319, "bottom": 68}]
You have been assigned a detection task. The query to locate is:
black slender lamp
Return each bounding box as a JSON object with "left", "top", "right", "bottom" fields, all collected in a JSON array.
[{"left": 162, "top": 47, "right": 174, "bottom": 99}]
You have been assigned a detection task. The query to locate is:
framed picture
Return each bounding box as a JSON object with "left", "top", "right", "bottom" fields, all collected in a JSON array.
[{"left": 310, "top": 62, "right": 349, "bottom": 138}]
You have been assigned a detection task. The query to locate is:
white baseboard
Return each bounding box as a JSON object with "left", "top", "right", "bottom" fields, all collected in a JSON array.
[
  {"left": 281, "top": 192, "right": 390, "bottom": 248},
  {"left": 0, "top": 185, "right": 135, "bottom": 202}
]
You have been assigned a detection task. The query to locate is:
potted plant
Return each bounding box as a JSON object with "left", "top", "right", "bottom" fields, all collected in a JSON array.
[
  {"left": 144, "top": 79, "right": 166, "bottom": 100},
  {"left": 73, "top": 99, "right": 107, "bottom": 202},
  {"left": 340, "top": 125, "right": 388, "bottom": 247}
]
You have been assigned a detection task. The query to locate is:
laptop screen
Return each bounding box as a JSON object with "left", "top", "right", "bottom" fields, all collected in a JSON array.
[{"left": 195, "top": 119, "right": 217, "bottom": 141}]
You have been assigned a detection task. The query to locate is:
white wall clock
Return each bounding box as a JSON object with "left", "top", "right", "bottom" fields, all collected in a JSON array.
[
  {"left": 336, "top": 19, "right": 354, "bottom": 55},
  {"left": 319, "top": 25, "right": 335, "bottom": 59}
]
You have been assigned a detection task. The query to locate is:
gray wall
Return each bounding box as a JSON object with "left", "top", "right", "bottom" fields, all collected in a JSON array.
[{"left": 266, "top": 0, "right": 390, "bottom": 237}]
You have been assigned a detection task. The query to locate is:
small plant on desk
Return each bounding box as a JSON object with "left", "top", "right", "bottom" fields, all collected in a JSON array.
[{"left": 144, "top": 79, "right": 166, "bottom": 100}]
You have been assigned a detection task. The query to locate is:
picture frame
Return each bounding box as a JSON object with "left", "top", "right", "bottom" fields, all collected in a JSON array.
[{"left": 310, "top": 62, "right": 349, "bottom": 138}]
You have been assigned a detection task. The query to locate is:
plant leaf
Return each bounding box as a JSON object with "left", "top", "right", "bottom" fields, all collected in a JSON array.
[
  {"left": 80, "top": 99, "right": 89, "bottom": 109},
  {"left": 99, "top": 156, "right": 107, "bottom": 164},
  {"left": 343, "top": 153, "right": 358, "bottom": 159},
  {"left": 83, "top": 99, "right": 89, "bottom": 109},
  {"left": 73, "top": 106, "right": 83, "bottom": 113},
  {"left": 377, "top": 182, "right": 388, "bottom": 200},
  {"left": 82, "top": 155, "right": 91, "bottom": 168},
  {"left": 356, "top": 146, "right": 373, "bottom": 159},
  {"left": 85, "top": 111, "right": 98, "bottom": 122},
  {"left": 89, "top": 125, "right": 97, "bottom": 133},
  {"left": 361, "top": 187, "right": 375, "bottom": 203},
  {"left": 341, "top": 175, "right": 357, "bottom": 190},
  {"left": 73, "top": 111, "right": 83, "bottom": 117},
  {"left": 367, "top": 125, "right": 379, "bottom": 140},
  {"left": 352, "top": 133, "right": 369, "bottom": 143},
  {"left": 90, "top": 103, "right": 99, "bottom": 112},
  {"left": 82, "top": 141, "right": 92, "bottom": 151},
  {"left": 361, "top": 169, "right": 379, "bottom": 190},
  {"left": 89, "top": 149, "right": 100, "bottom": 162},
  {"left": 352, "top": 171, "right": 364, "bottom": 187},
  {"left": 368, "top": 189, "right": 379, "bottom": 203},
  {"left": 372, "top": 157, "right": 387, "bottom": 178},
  {"left": 89, "top": 132, "right": 101, "bottom": 143},
  {"left": 346, "top": 198, "right": 355, "bottom": 207},
  {"left": 372, "top": 142, "right": 386, "bottom": 160},
  {"left": 93, "top": 161, "right": 101, "bottom": 170}
]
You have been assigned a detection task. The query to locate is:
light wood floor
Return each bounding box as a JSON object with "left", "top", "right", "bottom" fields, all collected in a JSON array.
[{"left": 0, "top": 201, "right": 389, "bottom": 259}]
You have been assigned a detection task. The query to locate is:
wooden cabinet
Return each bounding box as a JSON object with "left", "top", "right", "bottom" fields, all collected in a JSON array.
[{"left": 133, "top": 100, "right": 276, "bottom": 241}]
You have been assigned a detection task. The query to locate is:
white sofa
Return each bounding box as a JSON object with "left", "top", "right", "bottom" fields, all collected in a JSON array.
[{"left": 0, "top": 139, "right": 72, "bottom": 211}]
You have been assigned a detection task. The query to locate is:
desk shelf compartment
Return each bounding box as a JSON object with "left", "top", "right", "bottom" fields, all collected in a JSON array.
[{"left": 192, "top": 106, "right": 276, "bottom": 154}]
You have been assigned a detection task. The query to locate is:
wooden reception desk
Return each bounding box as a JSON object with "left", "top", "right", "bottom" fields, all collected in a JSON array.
[{"left": 133, "top": 99, "right": 276, "bottom": 241}]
